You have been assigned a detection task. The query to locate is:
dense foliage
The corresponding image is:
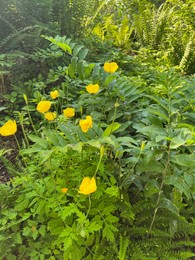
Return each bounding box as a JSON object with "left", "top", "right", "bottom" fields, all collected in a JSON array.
[{"left": 0, "top": 0, "right": 195, "bottom": 259}]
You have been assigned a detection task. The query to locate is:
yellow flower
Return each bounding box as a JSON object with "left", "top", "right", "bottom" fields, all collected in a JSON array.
[
  {"left": 63, "top": 107, "right": 75, "bottom": 118},
  {"left": 0, "top": 120, "right": 17, "bottom": 136},
  {"left": 79, "top": 177, "right": 97, "bottom": 195},
  {"left": 36, "top": 101, "right": 51, "bottom": 113},
  {"left": 50, "top": 90, "right": 59, "bottom": 99},
  {"left": 86, "top": 84, "right": 100, "bottom": 94},
  {"left": 79, "top": 116, "right": 93, "bottom": 133},
  {"left": 61, "top": 188, "right": 68, "bottom": 193},
  {"left": 103, "top": 62, "right": 118, "bottom": 73},
  {"left": 44, "top": 112, "right": 57, "bottom": 121}
]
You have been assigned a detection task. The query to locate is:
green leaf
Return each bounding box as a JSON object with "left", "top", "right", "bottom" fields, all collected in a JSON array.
[
  {"left": 68, "top": 56, "right": 78, "bottom": 78},
  {"left": 105, "top": 186, "right": 119, "bottom": 197},
  {"left": 88, "top": 221, "right": 102, "bottom": 233},
  {"left": 67, "top": 142, "right": 83, "bottom": 153},
  {"left": 102, "top": 122, "right": 121, "bottom": 137},
  {"left": 14, "top": 233, "right": 22, "bottom": 244},
  {"left": 103, "top": 224, "right": 118, "bottom": 242},
  {"left": 170, "top": 136, "right": 186, "bottom": 149},
  {"left": 160, "top": 198, "right": 179, "bottom": 215},
  {"left": 73, "top": 45, "right": 84, "bottom": 56},
  {"left": 27, "top": 134, "right": 48, "bottom": 148},
  {"left": 78, "top": 48, "right": 88, "bottom": 60},
  {"left": 171, "top": 154, "right": 195, "bottom": 167},
  {"left": 43, "top": 129, "right": 67, "bottom": 147},
  {"left": 144, "top": 180, "right": 160, "bottom": 198}
]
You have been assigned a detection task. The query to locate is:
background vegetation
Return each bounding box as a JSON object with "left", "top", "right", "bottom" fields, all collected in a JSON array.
[{"left": 0, "top": 0, "right": 195, "bottom": 259}]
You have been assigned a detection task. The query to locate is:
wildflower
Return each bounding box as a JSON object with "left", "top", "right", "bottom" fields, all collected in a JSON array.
[
  {"left": 61, "top": 188, "right": 68, "bottom": 194},
  {"left": 36, "top": 101, "right": 51, "bottom": 113},
  {"left": 44, "top": 112, "right": 57, "bottom": 121},
  {"left": 79, "top": 116, "right": 92, "bottom": 133},
  {"left": 103, "top": 62, "right": 118, "bottom": 73},
  {"left": 79, "top": 177, "right": 97, "bottom": 195},
  {"left": 0, "top": 120, "right": 17, "bottom": 136},
  {"left": 86, "top": 84, "right": 100, "bottom": 94},
  {"left": 50, "top": 90, "right": 59, "bottom": 99},
  {"left": 63, "top": 107, "right": 75, "bottom": 118}
]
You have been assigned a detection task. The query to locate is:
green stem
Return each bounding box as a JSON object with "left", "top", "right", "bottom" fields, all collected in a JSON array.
[
  {"left": 86, "top": 195, "right": 91, "bottom": 219},
  {"left": 27, "top": 110, "right": 38, "bottom": 135},
  {"left": 19, "top": 119, "right": 29, "bottom": 147},
  {"left": 14, "top": 134, "right": 21, "bottom": 150},
  {"left": 147, "top": 145, "right": 171, "bottom": 236},
  {"left": 93, "top": 151, "right": 103, "bottom": 177}
]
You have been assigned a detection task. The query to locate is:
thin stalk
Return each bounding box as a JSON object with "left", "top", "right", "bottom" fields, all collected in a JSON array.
[
  {"left": 93, "top": 150, "right": 103, "bottom": 178},
  {"left": 147, "top": 144, "right": 171, "bottom": 236},
  {"left": 19, "top": 117, "right": 29, "bottom": 147},
  {"left": 85, "top": 195, "right": 91, "bottom": 219},
  {"left": 14, "top": 134, "right": 21, "bottom": 151}
]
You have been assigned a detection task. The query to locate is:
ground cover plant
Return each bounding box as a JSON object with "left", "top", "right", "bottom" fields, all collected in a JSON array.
[
  {"left": 0, "top": 0, "right": 195, "bottom": 259},
  {"left": 0, "top": 34, "right": 195, "bottom": 259}
]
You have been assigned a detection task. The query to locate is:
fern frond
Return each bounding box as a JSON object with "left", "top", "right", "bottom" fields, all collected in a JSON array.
[
  {"left": 0, "top": 25, "right": 39, "bottom": 52},
  {"left": 119, "top": 235, "right": 129, "bottom": 260},
  {"left": 0, "top": 15, "right": 16, "bottom": 32}
]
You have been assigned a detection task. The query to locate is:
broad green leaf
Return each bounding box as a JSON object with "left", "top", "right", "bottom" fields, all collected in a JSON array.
[
  {"left": 77, "top": 60, "right": 84, "bottom": 80},
  {"left": 73, "top": 45, "right": 84, "bottom": 56},
  {"left": 171, "top": 154, "right": 195, "bottom": 167},
  {"left": 144, "top": 180, "right": 160, "bottom": 198},
  {"left": 27, "top": 134, "right": 48, "bottom": 148},
  {"left": 160, "top": 198, "right": 179, "bottom": 215},
  {"left": 102, "top": 122, "right": 121, "bottom": 137},
  {"left": 78, "top": 48, "right": 88, "bottom": 60},
  {"left": 68, "top": 57, "right": 78, "bottom": 78},
  {"left": 43, "top": 129, "right": 67, "bottom": 147},
  {"left": 59, "top": 124, "right": 77, "bottom": 144},
  {"left": 170, "top": 136, "right": 186, "bottom": 149},
  {"left": 67, "top": 142, "right": 83, "bottom": 153}
]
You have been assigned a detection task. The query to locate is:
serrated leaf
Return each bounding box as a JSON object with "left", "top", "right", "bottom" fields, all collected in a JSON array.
[
  {"left": 103, "top": 224, "right": 118, "bottom": 242},
  {"left": 105, "top": 186, "right": 119, "bottom": 197},
  {"left": 88, "top": 221, "right": 102, "bottom": 233}
]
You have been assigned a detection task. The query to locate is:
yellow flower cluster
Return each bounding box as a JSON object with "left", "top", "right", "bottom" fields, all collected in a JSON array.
[
  {"left": 36, "top": 101, "right": 51, "bottom": 114},
  {"left": 50, "top": 90, "right": 59, "bottom": 99},
  {"left": 79, "top": 177, "right": 97, "bottom": 195},
  {"left": 86, "top": 84, "right": 100, "bottom": 94},
  {"left": 104, "top": 61, "right": 118, "bottom": 73},
  {"left": 44, "top": 112, "right": 57, "bottom": 121},
  {"left": 61, "top": 177, "right": 97, "bottom": 195},
  {"left": 63, "top": 107, "right": 75, "bottom": 118},
  {"left": 79, "top": 116, "right": 93, "bottom": 133},
  {"left": 0, "top": 120, "right": 17, "bottom": 136}
]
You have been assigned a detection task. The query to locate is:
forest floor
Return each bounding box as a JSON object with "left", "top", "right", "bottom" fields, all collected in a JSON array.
[{"left": 0, "top": 136, "right": 18, "bottom": 183}]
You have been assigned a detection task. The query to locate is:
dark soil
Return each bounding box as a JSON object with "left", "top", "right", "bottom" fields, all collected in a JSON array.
[{"left": 0, "top": 136, "right": 19, "bottom": 183}]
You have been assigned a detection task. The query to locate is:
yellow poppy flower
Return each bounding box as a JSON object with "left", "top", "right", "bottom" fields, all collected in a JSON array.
[
  {"left": 61, "top": 188, "right": 68, "bottom": 193},
  {"left": 36, "top": 101, "right": 51, "bottom": 113},
  {"left": 0, "top": 120, "right": 17, "bottom": 136},
  {"left": 79, "top": 177, "right": 97, "bottom": 195},
  {"left": 86, "top": 84, "right": 100, "bottom": 94},
  {"left": 44, "top": 112, "right": 57, "bottom": 121},
  {"left": 79, "top": 115, "right": 93, "bottom": 133},
  {"left": 50, "top": 90, "right": 59, "bottom": 99},
  {"left": 103, "top": 62, "right": 118, "bottom": 73},
  {"left": 63, "top": 107, "right": 75, "bottom": 118}
]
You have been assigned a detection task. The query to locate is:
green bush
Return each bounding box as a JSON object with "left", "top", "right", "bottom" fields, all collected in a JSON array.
[{"left": 0, "top": 36, "right": 195, "bottom": 259}]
